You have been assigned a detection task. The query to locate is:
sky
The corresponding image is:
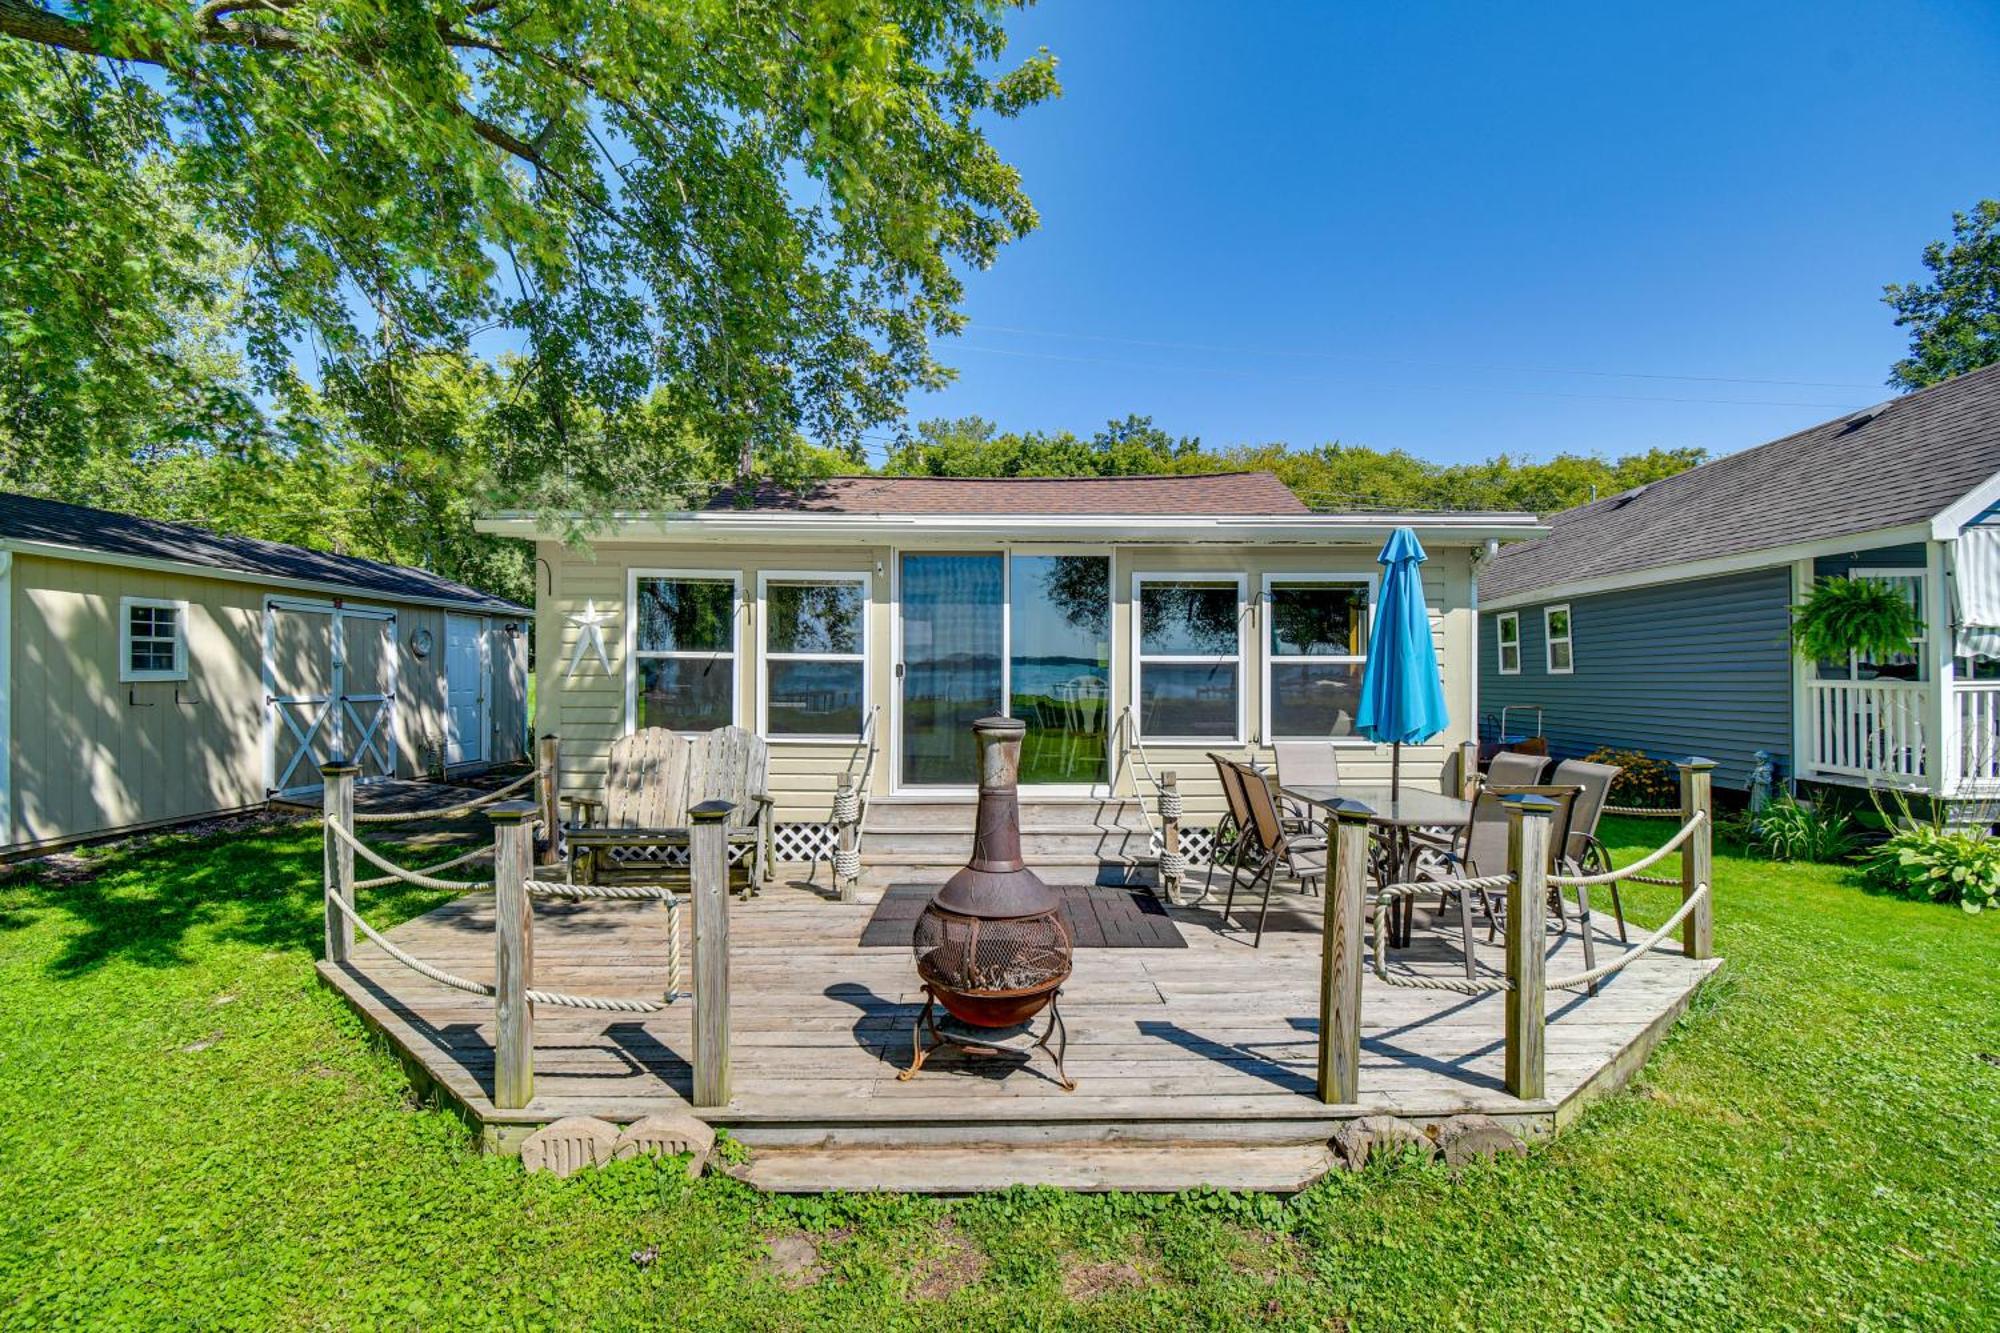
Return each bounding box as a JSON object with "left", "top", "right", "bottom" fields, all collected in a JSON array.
[{"left": 884, "top": 0, "right": 2000, "bottom": 467}]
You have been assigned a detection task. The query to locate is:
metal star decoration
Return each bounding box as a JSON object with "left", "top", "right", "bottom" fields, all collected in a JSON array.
[{"left": 564, "top": 599, "right": 615, "bottom": 680}]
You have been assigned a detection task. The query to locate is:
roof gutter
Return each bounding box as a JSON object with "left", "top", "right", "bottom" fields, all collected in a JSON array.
[{"left": 0, "top": 537, "right": 530, "bottom": 618}]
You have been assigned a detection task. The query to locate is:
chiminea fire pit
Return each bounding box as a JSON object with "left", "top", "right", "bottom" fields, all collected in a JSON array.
[{"left": 898, "top": 716, "right": 1076, "bottom": 1090}]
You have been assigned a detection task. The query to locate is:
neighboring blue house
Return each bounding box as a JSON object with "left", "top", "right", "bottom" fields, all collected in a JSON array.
[{"left": 1477, "top": 362, "right": 2000, "bottom": 797}]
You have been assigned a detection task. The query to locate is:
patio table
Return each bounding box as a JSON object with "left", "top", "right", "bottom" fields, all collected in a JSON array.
[{"left": 1279, "top": 784, "right": 1475, "bottom": 947}]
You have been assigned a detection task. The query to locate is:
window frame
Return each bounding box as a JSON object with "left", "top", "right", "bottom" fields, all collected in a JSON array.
[
  {"left": 1260, "top": 572, "right": 1376, "bottom": 744},
  {"left": 1496, "top": 611, "right": 1521, "bottom": 676},
  {"left": 119, "top": 595, "right": 189, "bottom": 683},
  {"left": 1544, "top": 603, "right": 1574, "bottom": 675},
  {"left": 1847, "top": 567, "right": 1929, "bottom": 683},
  {"left": 1131, "top": 571, "right": 1248, "bottom": 744},
  {"left": 756, "top": 569, "right": 872, "bottom": 743},
  {"left": 625, "top": 567, "right": 742, "bottom": 735}
]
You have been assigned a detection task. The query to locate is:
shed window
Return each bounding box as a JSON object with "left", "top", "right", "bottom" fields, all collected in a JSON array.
[
  {"left": 121, "top": 597, "right": 188, "bottom": 682},
  {"left": 632, "top": 573, "right": 738, "bottom": 731},
  {"left": 1496, "top": 612, "right": 1521, "bottom": 675},
  {"left": 1135, "top": 575, "right": 1244, "bottom": 741},
  {"left": 1544, "top": 604, "right": 1573, "bottom": 674},
  {"left": 761, "top": 574, "right": 868, "bottom": 738},
  {"left": 1265, "top": 577, "right": 1369, "bottom": 739}
]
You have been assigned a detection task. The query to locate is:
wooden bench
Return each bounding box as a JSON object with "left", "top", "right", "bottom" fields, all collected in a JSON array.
[{"left": 565, "top": 725, "right": 773, "bottom": 894}]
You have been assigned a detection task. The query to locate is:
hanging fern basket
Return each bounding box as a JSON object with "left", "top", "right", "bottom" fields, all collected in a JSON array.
[{"left": 1791, "top": 577, "right": 1924, "bottom": 662}]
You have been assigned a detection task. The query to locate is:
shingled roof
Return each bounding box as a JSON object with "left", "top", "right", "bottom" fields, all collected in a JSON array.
[
  {"left": 0, "top": 491, "right": 527, "bottom": 614},
  {"left": 1481, "top": 362, "right": 2000, "bottom": 603},
  {"left": 700, "top": 471, "right": 1311, "bottom": 516}
]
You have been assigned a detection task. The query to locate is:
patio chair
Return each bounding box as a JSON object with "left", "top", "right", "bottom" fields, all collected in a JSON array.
[
  {"left": 1551, "top": 758, "right": 1627, "bottom": 943},
  {"left": 564, "top": 724, "right": 774, "bottom": 896},
  {"left": 1273, "top": 740, "right": 1341, "bottom": 831},
  {"left": 1414, "top": 783, "right": 1578, "bottom": 979},
  {"left": 1219, "top": 759, "right": 1330, "bottom": 948},
  {"left": 1484, "top": 749, "right": 1551, "bottom": 788},
  {"left": 1202, "top": 751, "right": 1259, "bottom": 902}
]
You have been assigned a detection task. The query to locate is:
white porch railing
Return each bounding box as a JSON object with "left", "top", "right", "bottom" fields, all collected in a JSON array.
[
  {"left": 1957, "top": 683, "right": 2000, "bottom": 788},
  {"left": 1806, "top": 680, "right": 1927, "bottom": 783}
]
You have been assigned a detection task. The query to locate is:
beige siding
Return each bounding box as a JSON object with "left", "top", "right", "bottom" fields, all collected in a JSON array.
[
  {"left": 5, "top": 554, "right": 527, "bottom": 850},
  {"left": 538, "top": 538, "right": 1479, "bottom": 827}
]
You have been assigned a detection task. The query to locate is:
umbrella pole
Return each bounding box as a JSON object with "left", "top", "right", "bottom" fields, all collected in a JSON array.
[{"left": 1391, "top": 741, "right": 1401, "bottom": 798}]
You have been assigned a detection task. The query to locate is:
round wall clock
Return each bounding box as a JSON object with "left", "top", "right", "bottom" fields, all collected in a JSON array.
[{"left": 409, "top": 626, "right": 435, "bottom": 659}]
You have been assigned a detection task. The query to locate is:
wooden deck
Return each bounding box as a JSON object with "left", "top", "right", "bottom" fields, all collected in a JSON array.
[{"left": 319, "top": 874, "right": 1721, "bottom": 1189}]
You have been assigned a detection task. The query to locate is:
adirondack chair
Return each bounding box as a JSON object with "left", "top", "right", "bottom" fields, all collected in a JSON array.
[{"left": 564, "top": 725, "right": 774, "bottom": 895}]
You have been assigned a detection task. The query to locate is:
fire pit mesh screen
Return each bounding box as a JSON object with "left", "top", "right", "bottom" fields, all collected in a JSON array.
[{"left": 913, "top": 906, "right": 1072, "bottom": 995}]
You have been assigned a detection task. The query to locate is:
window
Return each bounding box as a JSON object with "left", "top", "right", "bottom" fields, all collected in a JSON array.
[
  {"left": 1265, "top": 576, "right": 1370, "bottom": 740},
  {"left": 1135, "top": 575, "right": 1244, "bottom": 740},
  {"left": 120, "top": 596, "right": 188, "bottom": 682},
  {"left": 1849, "top": 570, "right": 1927, "bottom": 683},
  {"left": 630, "top": 572, "right": 738, "bottom": 731},
  {"left": 1496, "top": 612, "right": 1521, "bottom": 675},
  {"left": 1544, "top": 604, "right": 1573, "bottom": 674},
  {"left": 761, "top": 573, "right": 868, "bottom": 739}
]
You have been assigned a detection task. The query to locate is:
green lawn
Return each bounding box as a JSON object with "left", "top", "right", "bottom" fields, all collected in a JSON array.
[{"left": 1, "top": 816, "right": 1995, "bottom": 1330}]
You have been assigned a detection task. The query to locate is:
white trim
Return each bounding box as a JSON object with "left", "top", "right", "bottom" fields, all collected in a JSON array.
[
  {"left": 0, "top": 551, "right": 11, "bottom": 846},
  {"left": 1131, "top": 571, "right": 1249, "bottom": 745},
  {"left": 755, "top": 569, "right": 871, "bottom": 743},
  {"left": 1543, "top": 603, "right": 1574, "bottom": 675},
  {"left": 118, "top": 595, "right": 190, "bottom": 683},
  {"left": 477, "top": 510, "right": 1544, "bottom": 547},
  {"left": 625, "top": 567, "right": 742, "bottom": 735},
  {"left": 1495, "top": 610, "right": 1522, "bottom": 676},
  {"left": 1259, "top": 572, "right": 1376, "bottom": 744},
  {"left": 1925, "top": 543, "right": 1954, "bottom": 796},
  {"left": 1790, "top": 559, "right": 1814, "bottom": 785},
  {"left": 0, "top": 536, "right": 524, "bottom": 618},
  {"left": 1932, "top": 473, "right": 2000, "bottom": 539},
  {"left": 1480, "top": 522, "right": 1936, "bottom": 611},
  {"left": 1847, "top": 567, "right": 1930, "bottom": 682}
]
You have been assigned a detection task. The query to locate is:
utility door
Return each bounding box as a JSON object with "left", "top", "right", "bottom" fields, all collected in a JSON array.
[{"left": 444, "top": 614, "right": 487, "bottom": 766}]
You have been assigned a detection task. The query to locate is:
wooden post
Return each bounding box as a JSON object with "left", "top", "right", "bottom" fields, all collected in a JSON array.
[
  {"left": 691, "top": 798, "right": 735, "bottom": 1108},
  {"left": 834, "top": 781, "right": 859, "bottom": 902},
  {"left": 1317, "top": 799, "right": 1373, "bottom": 1104},
  {"left": 1458, "top": 739, "right": 1481, "bottom": 801},
  {"left": 1503, "top": 794, "right": 1553, "bottom": 1101},
  {"left": 489, "top": 800, "right": 538, "bottom": 1110},
  {"left": 536, "top": 732, "right": 561, "bottom": 863},
  {"left": 320, "top": 761, "right": 358, "bottom": 964},
  {"left": 1677, "top": 757, "right": 1716, "bottom": 960},
  {"left": 1159, "top": 770, "right": 1182, "bottom": 901}
]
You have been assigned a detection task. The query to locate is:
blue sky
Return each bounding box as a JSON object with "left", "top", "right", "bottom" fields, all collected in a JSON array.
[{"left": 887, "top": 1, "right": 2000, "bottom": 467}]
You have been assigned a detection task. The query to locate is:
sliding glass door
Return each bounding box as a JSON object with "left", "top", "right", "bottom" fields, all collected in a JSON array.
[{"left": 897, "top": 551, "right": 1111, "bottom": 789}]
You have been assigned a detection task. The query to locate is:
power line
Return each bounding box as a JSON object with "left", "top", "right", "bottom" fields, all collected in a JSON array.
[{"left": 968, "top": 321, "right": 1885, "bottom": 392}]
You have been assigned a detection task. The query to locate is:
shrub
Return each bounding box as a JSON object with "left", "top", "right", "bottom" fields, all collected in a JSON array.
[
  {"left": 1724, "top": 793, "right": 1857, "bottom": 863},
  {"left": 1864, "top": 825, "right": 2000, "bottom": 913},
  {"left": 1581, "top": 747, "right": 1679, "bottom": 809}
]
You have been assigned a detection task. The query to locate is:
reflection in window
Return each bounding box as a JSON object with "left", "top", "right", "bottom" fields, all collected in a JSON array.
[
  {"left": 765, "top": 577, "right": 867, "bottom": 737},
  {"left": 1137, "top": 577, "right": 1241, "bottom": 739},
  {"left": 1544, "top": 604, "right": 1573, "bottom": 674},
  {"left": 634, "top": 575, "right": 736, "bottom": 730},
  {"left": 1496, "top": 612, "right": 1521, "bottom": 675},
  {"left": 1012, "top": 555, "right": 1110, "bottom": 784},
  {"left": 1268, "top": 579, "right": 1370, "bottom": 739}
]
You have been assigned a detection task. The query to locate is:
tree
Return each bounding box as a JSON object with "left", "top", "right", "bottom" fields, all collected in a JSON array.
[
  {"left": 1885, "top": 200, "right": 2000, "bottom": 391},
  {"left": 0, "top": 2, "right": 1059, "bottom": 514}
]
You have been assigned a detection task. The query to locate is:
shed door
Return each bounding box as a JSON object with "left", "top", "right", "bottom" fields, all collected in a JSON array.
[
  {"left": 445, "top": 615, "right": 486, "bottom": 766},
  {"left": 265, "top": 600, "right": 398, "bottom": 796}
]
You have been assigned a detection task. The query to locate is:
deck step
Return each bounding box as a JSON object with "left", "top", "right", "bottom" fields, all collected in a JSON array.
[{"left": 727, "top": 1142, "right": 1340, "bottom": 1194}]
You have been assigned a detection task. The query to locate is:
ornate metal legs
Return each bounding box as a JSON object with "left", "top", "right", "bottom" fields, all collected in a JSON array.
[{"left": 897, "top": 985, "right": 1075, "bottom": 1091}]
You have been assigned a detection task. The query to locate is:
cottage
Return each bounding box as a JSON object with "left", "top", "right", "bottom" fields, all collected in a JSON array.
[
  {"left": 478, "top": 472, "right": 1540, "bottom": 877},
  {"left": 1478, "top": 362, "right": 2000, "bottom": 799},
  {"left": 0, "top": 492, "right": 530, "bottom": 854}
]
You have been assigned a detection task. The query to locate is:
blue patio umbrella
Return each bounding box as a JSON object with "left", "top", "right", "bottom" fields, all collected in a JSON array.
[{"left": 1355, "top": 526, "right": 1451, "bottom": 796}]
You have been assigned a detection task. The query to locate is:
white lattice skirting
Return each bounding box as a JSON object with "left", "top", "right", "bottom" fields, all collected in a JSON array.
[{"left": 760, "top": 822, "right": 1225, "bottom": 867}]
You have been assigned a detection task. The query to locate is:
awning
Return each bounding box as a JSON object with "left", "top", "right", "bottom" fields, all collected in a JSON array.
[{"left": 1955, "top": 526, "right": 2000, "bottom": 659}]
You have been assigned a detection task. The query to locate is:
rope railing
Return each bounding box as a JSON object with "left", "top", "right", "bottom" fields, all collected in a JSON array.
[
  {"left": 1601, "top": 803, "right": 1681, "bottom": 818},
  {"left": 350, "top": 768, "right": 538, "bottom": 824},
  {"left": 1369, "top": 876, "right": 1519, "bottom": 995},
  {"left": 325, "top": 815, "right": 496, "bottom": 892},
  {"left": 354, "top": 842, "right": 492, "bottom": 891},
  {"left": 1112, "top": 707, "right": 1164, "bottom": 846},
  {"left": 1550, "top": 809, "right": 1704, "bottom": 887},
  {"left": 1546, "top": 884, "right": 1710, "bottom": 992}
]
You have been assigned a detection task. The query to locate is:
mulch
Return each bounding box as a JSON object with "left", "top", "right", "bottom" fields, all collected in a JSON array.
[{"left": 861, "top": 884, "right": 1186, "bottom": 950}]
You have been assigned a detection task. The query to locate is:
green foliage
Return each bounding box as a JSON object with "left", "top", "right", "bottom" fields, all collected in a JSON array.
[
  {"left": 1885, "top": 199, "right": 2000, "bottom": 391},
  {"left": 1723, "top": 793, "right": 1858, "bottom": 863},
  {"left": 1790, "top": 576, "right": 1925, "bottom": 663},
  {"left": 1582, "top": 747, "right": 1679, "bottom": 809},
  {"left": 1865, "top": 824, "right": 2000, "bottom": 913},
  {"left": 1, "top": 818, "right": 1997, "bottom": 1325}
]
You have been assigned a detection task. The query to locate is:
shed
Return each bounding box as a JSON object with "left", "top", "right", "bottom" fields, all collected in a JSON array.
[{"left": 0, "top": 492, "right": 531, "bottom": 854}]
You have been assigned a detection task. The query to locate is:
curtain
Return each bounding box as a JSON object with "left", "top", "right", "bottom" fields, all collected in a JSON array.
[{"left": 1954, "top": 526, "right": 2000, "bottom": 659}]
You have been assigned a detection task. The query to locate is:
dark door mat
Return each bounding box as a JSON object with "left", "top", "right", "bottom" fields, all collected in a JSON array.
[{"left": 863, "top": 885, "right": 1187, "bottom": 950}]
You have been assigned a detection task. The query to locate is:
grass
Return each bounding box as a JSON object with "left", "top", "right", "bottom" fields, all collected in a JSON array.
[{"left": 1, "top": 816, "right": 1996, "bottom": 1330}]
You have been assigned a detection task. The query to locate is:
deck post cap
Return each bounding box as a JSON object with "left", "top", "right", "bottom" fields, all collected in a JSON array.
[
  {"left": 690, "top": 798, "right": 736, "bottom": 822},
  {"left": 1677, "top": 756, "right": 1717, "bottom": 771},
  {"left": 485, "top": 800, "right": 539, "bottom": 823},
  {"left": 1502, "top": 793, "right": 1557, "bottom": 816},
  {"left": 1329, "top": 798, "right": 1375, "bottom": 822},
  {"left": 318, "top": 760, "right": 362, "bottom": 776}
]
